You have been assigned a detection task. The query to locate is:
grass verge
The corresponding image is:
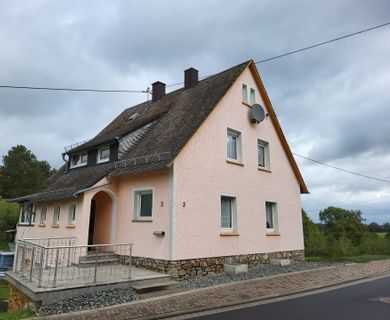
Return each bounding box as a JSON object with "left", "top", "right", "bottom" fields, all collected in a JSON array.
[
  {"left": 0, "top": 309, "right": 35, "bottom": 319},
  {"left": 306, "top": 255, "right": 390, "bottom": 263}
]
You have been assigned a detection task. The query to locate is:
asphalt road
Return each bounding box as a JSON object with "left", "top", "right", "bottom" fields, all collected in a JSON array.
[{"left": 191, "top": 276, "right": 390, "bottom": 320}]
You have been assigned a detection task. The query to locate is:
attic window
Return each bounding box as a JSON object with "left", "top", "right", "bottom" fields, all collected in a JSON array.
[
  {"left": 128, "top": 113, "right": 139, "bottom": 122},
  {"left": 70, "top": 153, "right": 88, "bottom": 168},
  {"left": 97, "top": 146, "right": 110, "bottom": 163}
]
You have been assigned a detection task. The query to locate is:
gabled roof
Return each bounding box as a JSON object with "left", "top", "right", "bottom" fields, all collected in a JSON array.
[{"left": 10, "top": 60, "right": 308, "bottom": 203}]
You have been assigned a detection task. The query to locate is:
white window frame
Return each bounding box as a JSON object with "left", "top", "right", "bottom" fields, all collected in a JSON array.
[
  {"left": 257, "top": 139, "right": 270, "bottom": 169},
  {"left": 70, "top": 152, "right": 88, "bottom": 168},
  {"left": 265, "top": 201, "right": 278, "bottom": 232},
  {"left": 242, "top": 83, "right": 256, "bottom": 105},
  {"left": 250, "top": 88, "right": 256, "bottom": 105},
  {"left": 97, "top": 146, "right": 110, "bottom": 164},
  {"left": 68, "top": 203, "right": 76, "bottom": 225},
  {"left": 133, "top": 189, "right": 154, "bottom": 220},
  {"left": 227, "top": 128, "right": 242, "bottom": 162},
  {"left": 53, "top": 204, "right": 61, "bottom": 225},
  {"left": 220, "top": 195, "right": 237, "bottom": 231},
  {"left": 242, "top": 83, "right": 248, "bottom": 103},
  {"left": 19, "top": 203, "right": 36, "bottom": 225},
  {"left": 39, "top": 206, "right": 47, "bottom": 224}
]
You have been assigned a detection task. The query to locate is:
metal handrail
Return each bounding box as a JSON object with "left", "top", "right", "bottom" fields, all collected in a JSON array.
[{"left": 14, "top": 238, "right": 134, "bottom": 288}]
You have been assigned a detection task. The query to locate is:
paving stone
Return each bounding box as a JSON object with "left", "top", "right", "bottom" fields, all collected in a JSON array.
[{"left": 38, "top": 260, "right": 390, "bottom": 320}]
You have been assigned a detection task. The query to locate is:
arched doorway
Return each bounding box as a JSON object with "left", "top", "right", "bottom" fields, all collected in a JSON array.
[{"left": 88, "top": 190, "right": 115, "bottom": 245}]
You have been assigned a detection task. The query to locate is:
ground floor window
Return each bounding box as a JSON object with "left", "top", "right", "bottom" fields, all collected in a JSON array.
[
  {"left": 134, "top": 190, "right": 153, "bottom": 220},
  {"left": 19, "top": 204, "right": 35, "bottom": 225},
  {"left": 39, "top": 206, "right": 47, "bottom": 224},
  {"left": 68, "top": 203, "right": 76, "bottom": 225},
  {"left": 53, "top": 204, "right": 61, "bottom": 225},
  {"left": 221, "top": 196, "right": 237, "bottom": 230},
  {"left": 265, "top": 201, "right": 278, "bottom": 232}
]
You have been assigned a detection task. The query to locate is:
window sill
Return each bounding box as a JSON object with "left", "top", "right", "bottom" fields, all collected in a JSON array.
[
  {"left": 132, "top": 219, "right": 153, "bottom": 223},
  {"left": 18, "top": 223, "right": 34, "bottom": 227},
  {"left": 257, "top": 166, "right": 271, "bottom": 173},
  {"left": 266, "top": 232, "right": 280, "bottom": 236},
  {"left": 66, "top": 224, "right": 76, "bottom": 229},
  {"left": 220, "top": 231, "right": 239, "bottom": 236},
  {"left": 51, "top": 224, "right": 60, "bottom": 228},
  {"left": 69, "top": 163, "right": 87, "bottom": 169},
  {"left": 38, "top": 224, "right": 46, "bottom": 227},
  {"left": 97, "top": 159, "right": 110, "bottom": 164},
  {"left": 226, "top": 159, "right": 244, "bottom": 166}
]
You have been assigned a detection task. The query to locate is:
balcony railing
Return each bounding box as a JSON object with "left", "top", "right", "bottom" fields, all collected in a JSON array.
[{"left": 13, "top": 237, "right": 133, "bottom": 288}]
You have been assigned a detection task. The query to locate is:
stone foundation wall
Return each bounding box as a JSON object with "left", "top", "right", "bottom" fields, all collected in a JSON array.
[
  {"left": 7, "top": 283, "right": 34, "bottom": 313},
  {"left": 131, "top": 249, "right": 304, "bottom": 280}
]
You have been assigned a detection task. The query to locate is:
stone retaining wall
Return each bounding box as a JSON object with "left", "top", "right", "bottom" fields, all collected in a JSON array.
[
  {"left": 7, "top": 283, "right": 34, "bottom": 313},
  {"left": 131, "top": 249, "right": 304, "bottom": 279}
]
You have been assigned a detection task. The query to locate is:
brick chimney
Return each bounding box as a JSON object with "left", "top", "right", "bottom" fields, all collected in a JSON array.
[
  {"left": 152, "top": 81, "right": 166, "bottom": 102},
  {"left": 184, "top": 68, "right": 198, "bottom": 89}
]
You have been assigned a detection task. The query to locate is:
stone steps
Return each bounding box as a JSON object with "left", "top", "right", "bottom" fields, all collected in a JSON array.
[{"left": 131, "top": 276, "right": 179, "bottom": 293}]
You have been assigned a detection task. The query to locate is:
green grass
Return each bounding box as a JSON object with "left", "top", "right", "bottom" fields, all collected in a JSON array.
[
  {"left": 0, "top": 281, "right": 9, "bottom": 301},
  {"left": 0, "top": 309, "right": 35, "bottom": 319},
  {"left": 0, "top": 233, "right": 10, "bottom": 251},
  {"left": 376, "top": 232, "right": 386, "bottom": 239},
  {"left": 306, "top": 254, "right": 390, "bottom": 263}
]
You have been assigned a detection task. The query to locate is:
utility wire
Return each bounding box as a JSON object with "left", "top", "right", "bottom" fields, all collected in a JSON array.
[
  {"left": 0, "top": 85, "right": 146, "bottom": 93},
  {"left": 304, "top": 194, "right": 390, "bottom": 213},
  {"left": 254, "top": 21, "right": 390, "bottom": 64},
  {"left": 293, "top": 153, "right": 390, "bottom": 184},
  {"left": 1, "top": 21, "right": 389, "bottom": 92}
]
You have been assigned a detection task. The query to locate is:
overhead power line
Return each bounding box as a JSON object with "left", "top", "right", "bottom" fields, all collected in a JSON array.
[
  {"left": 0, "top": 85, "right": 146, "bottom": 93},
  {"left": 304, "top": 194, "right": 390, "bottom": 213},
  {"left": 254, "top": 21, "right": 390, "bottom": 64},
  {"left": 1, "top": 21, "right": 389, "bottom": 93},
  {"left": 293, "top": 153, "right": 390, "bottom": 184}
]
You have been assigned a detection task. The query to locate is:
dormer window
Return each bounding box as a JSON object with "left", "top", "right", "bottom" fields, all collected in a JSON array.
[
  {"left": 97, "top": 146, "right": 110, "bottom": 163},
  {"left": 70, "top": 153, "right": 88, "bottom": 168}
]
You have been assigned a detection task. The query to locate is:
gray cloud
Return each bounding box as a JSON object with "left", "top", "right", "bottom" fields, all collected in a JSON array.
[{"left": 0, "top": 0, "right": 389, "bottom": 223}]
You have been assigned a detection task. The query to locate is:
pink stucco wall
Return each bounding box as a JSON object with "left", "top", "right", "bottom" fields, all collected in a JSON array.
[
  {"left": 16, "top": 65, "right": 304, "bottom": 262},
  {"left": 173, "top": 67, "right": 304, "bottom": 260},
  {"left": 15, "top": 196, "right": 85, "bottom": 244}
]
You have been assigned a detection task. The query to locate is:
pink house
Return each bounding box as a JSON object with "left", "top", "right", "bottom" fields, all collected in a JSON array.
[{"left": 13, "top": 60, "right": 308, "bottom": 278}]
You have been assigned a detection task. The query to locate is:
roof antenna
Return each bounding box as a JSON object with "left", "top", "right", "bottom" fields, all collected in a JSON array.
[{"left": 145, "top": 87, "right": 151, "bottom": 101}]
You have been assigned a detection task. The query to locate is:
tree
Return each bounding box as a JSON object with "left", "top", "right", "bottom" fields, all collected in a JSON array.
[
  {"left": 302, "top": 210, "right": 326, "bottom": 256},
  {"left": 367, "top": 222, "right": 381, "bottom": 233},
  {"left": 319, "top": 206, "right": 366, "bottom": 246},
  {"left": 0, "top": 145, "right": 54, "bottom": 198},
  {"left": 0, "top": 200, "right": 19, "bottom": 231}
]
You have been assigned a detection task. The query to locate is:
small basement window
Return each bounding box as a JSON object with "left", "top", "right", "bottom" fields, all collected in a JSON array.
[
  {"left": 70, "top": 153, "right": 88, "bottom": 168},
  {"left": 134, "top": 190, "right": 153, "bottom": 220},
  {"left": 97, "top": 146, "right": 110, "bottom": 163}
]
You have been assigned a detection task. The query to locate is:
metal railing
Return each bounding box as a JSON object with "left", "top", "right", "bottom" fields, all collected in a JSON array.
[{"left": 14, "top": 237, "right": 133, "bottom": 288}]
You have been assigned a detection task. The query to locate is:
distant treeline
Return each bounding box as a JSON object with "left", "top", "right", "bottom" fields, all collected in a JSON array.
[{"left": 303, "top": 207, "right": 390, "bottom": 258}]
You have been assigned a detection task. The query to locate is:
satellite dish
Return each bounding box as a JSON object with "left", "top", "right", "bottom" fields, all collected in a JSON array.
[{"left": 250, "top": 104, "right": 266, "bottom": 124}]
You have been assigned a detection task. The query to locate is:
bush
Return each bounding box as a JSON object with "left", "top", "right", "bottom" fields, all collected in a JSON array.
[
  {"left": 326, "top": 234, "right": 356, "bottom": 258},
  {"left": 0, "top": 200, "right": 19, "bottom": 231}
]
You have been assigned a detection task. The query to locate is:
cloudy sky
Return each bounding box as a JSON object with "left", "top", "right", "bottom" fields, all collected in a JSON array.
[{"left": 1, "top": 0, "right": 389, "bottom": 223}]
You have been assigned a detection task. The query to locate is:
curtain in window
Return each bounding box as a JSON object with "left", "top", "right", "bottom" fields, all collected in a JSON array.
[
  {"left": 221, "top": 197, "right": 232, "bottom": 228},
  {"left": 140, "top": 193, "right": 153, "bottom": 217},
  {"left": 250, "top": 88, "right": 255, "bottom": 105},
  {"left": 227, "top": 134, "right": 237, "bottom": 160},
  {"left": 266, "top": 203, "right": 274, "bottom": 228},
  {"left": 242, "top": 84, "right": 248, "bottom": 102},
  {"left": 258, "top": 144, "right": 265, "bottom": 167}
]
